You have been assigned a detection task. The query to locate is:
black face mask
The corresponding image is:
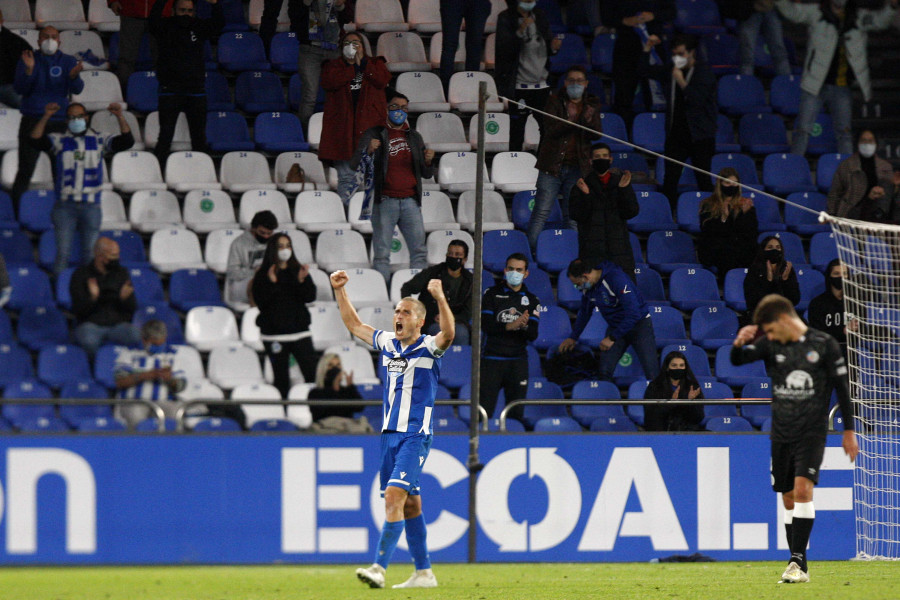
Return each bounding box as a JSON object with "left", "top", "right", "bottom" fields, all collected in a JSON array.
[
  {"left": 721, "top": 185, "right": 739, "bottom": 198},
  {"left": 592, "top": 158, "right": 611, "bottom": 174},
  {"left": 668, "top": 369, "right": 686, "bottom": 380},
  {"left": 829, "top": 276, "right": 843, "bottom": 291},
  {"left": 764, "top": 249, "right": 783, "bottom": 263},
  {"left": 446, "top": 256, "right": 464, "bottom": 271},
  {"left": 324, "top": 366, "right": 342, "bottom": 389},
  {"left": 106, "top": 259, "right": 120, "bottom": 271},
  {"left": 254, "top": 233, "right": 269, "bottom": 244}
]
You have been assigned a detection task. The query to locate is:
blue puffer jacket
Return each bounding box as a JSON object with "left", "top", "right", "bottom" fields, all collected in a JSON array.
[{"left": 570, "top": 260, "right": 651, "bottom": 343}]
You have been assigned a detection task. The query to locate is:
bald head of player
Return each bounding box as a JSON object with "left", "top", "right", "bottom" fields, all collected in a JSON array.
[
  {"left": 754, "top": 294, "right": 807, "bottom": 344},
  {"left": 393, "top": 297, "right": 427, "bottom": 344}
]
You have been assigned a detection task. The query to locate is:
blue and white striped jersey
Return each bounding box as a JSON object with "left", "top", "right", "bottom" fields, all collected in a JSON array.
[
  {"left": 114, "top": 346, "right": 185, "bottom": 401},
  {"left": 373, "top": 330, "right": 445, "bottom": 434}
]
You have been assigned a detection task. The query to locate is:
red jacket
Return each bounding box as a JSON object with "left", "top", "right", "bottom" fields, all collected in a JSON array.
[
  {"left": 110, "top": 0, "right": 170, "bottom": 19},
  {"left": 318, "top": 56, "right": 391, "bottom": 162}
]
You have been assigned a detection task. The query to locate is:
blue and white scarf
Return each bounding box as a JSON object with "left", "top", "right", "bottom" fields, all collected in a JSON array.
[{"left": 356, "top": 148, "right": 376, "bottom": 220}]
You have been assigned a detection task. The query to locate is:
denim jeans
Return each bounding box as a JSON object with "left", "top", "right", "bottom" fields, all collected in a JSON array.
[
  {"left": 333, "top": 159, "right": 359, "bottom": 205},
  {"left": 426, "top": 321, "right": 470, "bottom": 345},
  {"left": 439, "top": 0, "right": 491, "bottom": 89},
  {"left": 739, "top": 10, "right": 790, "bottom": 77},
  {"left": 791, "top": 86, "right": 853, "bottom": 156},
  {"left": 526, "top": 165, "right": 581, "bottom": 249},
  {"left": 51, "top": 201, "right": 102, "bottom": 276},
  {"left": 297, "top": 45, "right": 338, "bottom": 127},
  {"left": 74, "top": 322, "right": 142, "bottom": 357},
  {"left": 371, "top": 197, "right": 427, "bottom": 282},
  {"left": 597, "top": 315, "right": 659, "bottom": 381}
]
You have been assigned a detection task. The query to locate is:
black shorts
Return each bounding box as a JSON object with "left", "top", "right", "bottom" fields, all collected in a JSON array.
[{"left": 771, "top": 437, "right": 826, "bottom": 493}]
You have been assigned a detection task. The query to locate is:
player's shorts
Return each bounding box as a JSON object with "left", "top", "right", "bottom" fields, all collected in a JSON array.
[
  {"left": 771, "top": 436, "right": 826, "bottom": 492},
  {"left": 379, "top": 431, "right": 433, "bottom": 497}
]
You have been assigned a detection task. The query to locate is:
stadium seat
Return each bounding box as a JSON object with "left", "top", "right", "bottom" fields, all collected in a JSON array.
[
  {"left": 239, "top": 306, "right": 264, "bottom": 351},
  {"left": 420, "top": 190, "right": 458, "bottom": 232},
  {"left": 416, "top": 112, "right": 470, "bottom": 153},
  {"left": 2, "top": 379, "right": 57, "bottom": 425},
  {"left": 710, "top": 153, "right": 761, "bottom": 192},
  {"left": 205, "top": 71, "right": 235, "bottom": 111},
  {"left": 0, "top": 191, "right": 15, "bottom": 229},
  {"left": 574, "top": 311, "right": 608, "bottom": 348},
  {"left": 520, "top": 380, "right": 568, "bottom": 428},
  {"left": 18, "top": 189, "right": 55, "bottom": 233},
  {"left": 35, "top": 0, "right": 88, "bottom": 29},
  {"left": 287, "top": 73, "right": 327, "bottom": 113},
  {"left": 37, "top": 344, "right": 91, "bottom": 388},
  {"left": 696, "top": 379, "right": 734, "bottom": 401},
  {"left": 632, "top": 264, "right": 667, "bottom": 306},
  {"left": 203, "top": 228, "right": 242, "bottom": 275},
  {"left": 184, "top": 190, "right": 240, "bottom": 233},
  {"left": 690, "top": 305, "right": 739, "bottom": 350},
  {"left": 739, "top": 113, "right": 790, "bottom": 154},
  {"left": 309, "top": 303, "right": 352, "bottom": 351},
  {"left": 0, "top": 342, "right": 37, "bottom": 388},
  {"left": 632, "top": 112, "right": 666, "bottom": 154},
  {"left": 0, "top": 311, "right": 13, "bottom": 345},
  {"left": 784, "top": 192, "right": 829, "bottom": 235},
  {"left": 208, "top": 345, "right": 264, "bottom": 390},
  {"left": 294, "top": 190, "right": 348, "bottom": 232},
  {"left": 37, "top": 229, "right": 84, "bottom": 271},
  {"left": 426, "top": 230, "right": 475, "bottom": 268},
  {"left": 126, "top": 70, "right": 157, "bottom": 112},
  {"left": 532, "top": 306, "right": 571, "bottom": 351},
  {"left": 715, "top": 113, "right": 741, "bottom": 153},
  {"left": 675, "top": 191, "right": 704, "bottom": 234},
  {"left": 185, "top": 306, "right": 240, "bottom": 351},
  {"left": 762, "top": 153, "right": 816, "bottom": 195},
  {"left": 628, "top": 191, "right": 676, "bottom": 233},
  {"left": 646, "top": 230, "right": 698, "bottom": 274},
  {"left": 7, "top": 265, "right": 54, "bottom": 309},
  {"left": 133, "top": 304, "right": 185, "bottom": 345},
  {"left": 519, "top": 266, "right": 551, "bottom": 308},
  {"left": 102, "top": 229, "right": 147, "bottom": 267},
  {"left": 535, "top": 228, "right": 578, "bottom": 274},
  {"left": 723, "top": 268, "right": 748, "bottom": 311},
  {"left": 110, "top": 150, "right": 165, "bottom": 193},
  {"left": 127, "top": 266, "right": 165, "bottom": 306},
  {"left": 273, "top": 152, "right": 328, "bottom": 192},
  {"left": 675, "top": 0, "right": 724, "bottom": 32},
  {"left": 343, "top": 267, "right": 391, "bottom": 307},
  {"left": 438, "top": 151, "right": 494, "bottom": 193},
  {"left": 659, "top": 342, "right": 712, "bottom": 378},
  {"left": 314, "top": 229, "right": 370, "bottom": 272},
  {"left": 714, "top": 344, "right": 766, "bottom": 387},
  {"left": 323, "top": 343, "right": 379, "bottom": 384},
  {"left": 407, "top": 0, "right": 441, "bottom": 32},
  {"left": 705, "top": 415, "right": 754, "bottom": 432},
  {"left": 307, "top": 268, "right": 336, "bottom": 303},
  {"left": 235, "top": 71, "right": 288, "bottom": 114},
  {"left": 17, "top": 304, "right": 69, "bottom": 351},
  {"left": 98, "top": 190, "right": 130, "bottom": 231},
  {"left": 795, "top": 266, "right": 825, "bottom": 312},
  {"left": 238, "top": 189, "right": 294, "bottom": 230},
  {"left": 549, "top": 33, "right": 587, "bottom": 73},
  {"left": 396, "top": 71, "right": 449, "bottom": 112},
  {"left": 0, "top": 228, "right": 35, "bottom": 266},
  {"left": 389, "top": 269, "right": 419, "bottom": 304},
  {"left": 143, "top": 110, "right": 191, "bottom": 151},
  {"left": 448, "top": 72, "right": 504, "bottom": 113},
  {"left": 355, "top": 0, "right": 408, "bottom": 31},
  {"left": 717, "top": 74, "right": 770, "bottom": 115},
  {"left": 744, "top": 193, "right": 783, "bottom": 232},
  {"left": 233, "top": 383, "right": 293, "bottom": 427},
  {"left": 218, "top": 151, "right": 277, "bottom": 194},
  {"left": 133, "top": 417, "right": 179, "bottom": 432},
  {"left": 149, "top": 228, "right": 205, "bottom": 273},
  {"left": 269, "top": 32, "right": 298, "bottom": 73},
  {"left": 570, "top": 381, "right": 623, "bottom": 418},
  {"left": 74, "top": 416, "right": 126, "bottom": 431},
  {"left": 532, "top": 416, "right": 582, "bottom": 432},
  {"left": 809, "top": 232, "right": 838, "bottom": 272},
  {"left": 704, "top": 32, "right": 739, "bottom": 74},
  {"left": 164, "top": 151, "right": 221, "bottom": 192},
  {"left": 217, "top": 31, "right": 270, "bottom": 71},
  {"left": 428, "top": 31, "right": 466, "bottom": 70},
  {"left": 770, "top": 75, "right": 801, "bottom": 116},
  {"left": 59, "top": 380, "right": 113, "bottom": 424},
  {"left": 72, "top": 70, "right": 124, "bottom": 111},
  {"left": 346, "top": 192, "right": 375, "bottom": 234},
  {"left": 90, "top": 107, "right": 144, "bottom": 150},
  {"left": 455, "top": 190, "right": 512, "bottom": 232},
  {"left": 3, "top": 0, "right": 34, "bottom": 28},
  {"left": 599, "top": 112, "right": 629, "bottom": 151},
  {"left": 758, "top": 230, "right": 805, "bottom": 265},
  {"left": 490, "top": 151, "right": 538, "bottom": 193},
  {"left": 192, "top": 416, "right": 243, "bottom": 432},
  {"left": 1, "top": 150, "right": 54, "bottom": 191},
  {"left": 468, "top": 111, "right": 510, "bottom": 152},
  {"left": 483, "top": 229, "right": 530, "bottom": 274},
  {"left": 649, "top": 305, "right": 690, "bottom": 349},
  {"left": 128, "top": 189, "right": 182, "bottom": 232},
  {"left": 437, "top": 344, "right": 471, "bottom": 391},
  {"left": 590, "top": 32, "right": 616, "bottom": 74},
  {"left": 253, "top": 111, "right": 309, "bottom": 153},
  {"left": 816, "top": 153, "right": 849, "bottom": 193},
  {"left": 169, "top": 268, "right": 224, "bottom": 312},
  {"left": 206, "top": 111, "right": 255, "bottom": 152},
  {"left": 807, "top": 112, "right": 838, "bottom": 155},
  {"left": 377, "top": 31, "right": 429, "bottom": 72}
]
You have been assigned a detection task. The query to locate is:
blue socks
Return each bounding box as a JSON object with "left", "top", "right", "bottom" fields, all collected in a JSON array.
[
  {"left": 405, "top": 514, "right": 431, "bottom": 570},
  {"left": 375, "top": 520, "right": 405, "bottom": 569}
]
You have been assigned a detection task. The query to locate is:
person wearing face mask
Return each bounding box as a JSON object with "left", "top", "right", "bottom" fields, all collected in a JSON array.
[
  {"left": 569, "top": 142, "right": 640, "bottom": 277},
  {"left": 307, "top": 353, "right": 362, "bottom": 421},
  {"left": 400, "top": 240, "right": 473, "bottom": 345},
  {"left": 149, "top": 0, "right": 224, "bottom": 161},
  {"left": 320, "top": 31, "right": 392, "bottom": 205},
  {"left": 775, "top": 0, "right": 897, "bottom": 156},
  {"left": 224, "top": 210, "right": 278, "bottom": 311},
  {"left": 697, "top": 167, "right": 758, "bottom": 281},
  {"left": 559, "top": 258, "right": 659, "bottom": 383},
  {"left": 480, "top": 253, "right": 541, "bottom": 422},
  {"left": 252, "top": 233, "right": 318, "bottom": 399},
  {"left": 12, "top": 26, "right": 84, "bottom": 211},
  {"left": 526, "top": 65, "right": 604, "bottom": 251},
  {"left": 29, "top": 101, "right": 134, "bottom": 276},
  {"left": 70, "top": 237, "right": 142, "bottom": 357},
  {"left": 642, "top": 350, "right": 705, "bottom": 432},
  {"left": 826, "top": 129, "right": 895, "bottom": 221},
  {"left": 807, "top": 258, "right": 858, "bottom": 359},
  {"left": 743, "top": 235, "right": 800, "bottom": 320}
]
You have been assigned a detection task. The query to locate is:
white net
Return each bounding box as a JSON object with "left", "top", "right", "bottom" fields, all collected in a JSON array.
[{"left": 828, "top": 216, "right": 900, "bottom": 560}]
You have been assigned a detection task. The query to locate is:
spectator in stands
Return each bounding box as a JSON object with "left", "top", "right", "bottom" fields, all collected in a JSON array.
[
  {"left": 642, "top": 350, "right": 704, "bottom": 431},
  {"left": 743, "top": 235, "right": 800, "bottom": 319},
  {"left": 400, "top": 240, "right": 473, "bottom": 345},
  {"left": 826, "top": 129, "right": 895, "bottom": 221},
  {"left": 107, "top": 0, "right": 158, "bottom": 91},
  {"left": 280, "top": 0, "right": 355, "bottom": 127},
  {"left": 439, "top": 0, "right": 491, "bottom": 91},
  {"left": 719, "top": 0, "right": 791, "bottom": 77},
  {"left": 611, "top": 0, "right": 676, "bottom": 128},
  {"left": 495, "top": 0, "right": 562, "bottom": 152},
  {"left": 807, "top": 258, "right": 853, "bottom": 358},
  {"left": 308, "top": 352, "right": 361, "bottom": 421},
  {"left": 697, "top": 167, "right": 758, "bottom": 281},
  {"left": 775, "top": 0, "right": 897, "bottom": 156},
  {"left": 660, "top": 33, "right": 717, "bottom": 210},
  {"left": 480, "top": 252, "right": 541, "bottom": 422},
  {"left": 225, "top": 210, "right": 277, "bottom": 308},
  {"left": 560, "top": 258, "right": 659, "bottom": 382},
  {"left": 70, "top": 237, "right": 142, "bottom": 356},
  {"left": 319, "top": 31, "right": 392, "bottom": 205},
  {"left": 526, "top": 65, "right": 603, "bottom": 250},
  {"left": 12, "top": 26, "right": 84, "bottom": 210},
  {"left": 114, "top": 319, "right": 187, "bottom": 427},
  {"left": 149, "top": 0, "right": 224, "bottom": 161},
  {"left": 0, "top": 10, "right": 32, "bottom": 108},
  {"left": 569, "top": 142, "right": 639, "bottom": 278},
  {"left": 0, "top": 252, "right": 9, "bottom": 308},
  {"left": 29, "top": 101, "right": 134, "bottom": 276},
  {"left": 251, "top": 233, "right": 318, "bottom": 398},
  {"left": 353, "top": 92, "right": 433, "bottom": 282}
]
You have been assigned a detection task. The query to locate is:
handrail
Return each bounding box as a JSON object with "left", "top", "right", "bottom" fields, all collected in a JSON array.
[{"left": 0, "top": 397, "right": 167, "bottom": 432}]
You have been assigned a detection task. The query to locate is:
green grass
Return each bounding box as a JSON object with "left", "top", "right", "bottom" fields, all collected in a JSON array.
[{"left": 0, "top": 562, "right": 898, "bottom": 600}]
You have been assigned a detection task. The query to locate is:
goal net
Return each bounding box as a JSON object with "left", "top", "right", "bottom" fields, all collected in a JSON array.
[{"left": 828, "top": 216, "right": 900, "bottom": 560}]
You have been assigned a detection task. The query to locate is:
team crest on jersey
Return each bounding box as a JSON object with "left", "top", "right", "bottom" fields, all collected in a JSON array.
[
  {"left": 387, "top": 357, "right": 408, "bottom": 373},
  {"left": 775, "top": 354, "right": 785, "bottom": 363},
  {"left": 806, "top": 350, "right": 819, "bottom": 363},
  {"left": 521, "top": 296, "right": 529, "bottom": 307}
]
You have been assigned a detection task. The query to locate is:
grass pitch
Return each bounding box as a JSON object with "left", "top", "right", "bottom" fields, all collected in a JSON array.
[{"left": 1, "top": 562, "right": 898, "bottom": 600}]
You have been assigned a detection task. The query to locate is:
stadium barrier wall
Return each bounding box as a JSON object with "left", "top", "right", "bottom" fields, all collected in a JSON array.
[{"left": 0, "top": 433, "right": 854, "bottom": 564}]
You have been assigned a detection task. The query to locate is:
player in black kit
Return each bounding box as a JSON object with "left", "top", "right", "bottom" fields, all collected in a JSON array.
[{"left": 731, "top": 293, "right": 858, "bottom": 584}]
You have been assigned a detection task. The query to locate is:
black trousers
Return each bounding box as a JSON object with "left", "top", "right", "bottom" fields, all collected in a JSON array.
[
  {"left": 480, "top": 356, "right": 529, "bottom": 423},
  {"left": 509, "top": 87, "right": 551, "bottom": 153},
  {"left": 258, "top": 0, "right": 283, "bottom": 54},
  {"left": 263, "top": 337, "right": 318, "bottom": 399},
  {"left": 12, "top": 115, "right": 66, "bottom": 208},
  {"left": 155, "top": 92, "right": 208, "bottom": 161},
  {"left": 661, "top": 134, "right": 715, "bottom": 210},
  {"left": 613, "top": 71, "right": 653, "bottom": 130}
]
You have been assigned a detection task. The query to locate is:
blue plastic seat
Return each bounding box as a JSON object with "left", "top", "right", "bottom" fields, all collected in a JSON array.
[
  {"left": 576, "top": 311, "right": 608, "bottom": 347},
  {"left": 718, "top": 74, "right": 770, "bottom": 115},
  {"left": 807, "top": 112, "right": 837, "bottom": 155},
  {"left": 631, "top": 112, "right": 666, "bottom": 154},
  {"left": 533, "top": 416, "right": 583, "bottom": 432},
  {"left": 809, "top": 232, "right": 838, "bottom": 272},
  {"left": 599, "top": 112, "right": 630, "bottom": 152},
  {"left": 0, "top": 228, "right": 36, "bottom": 265},
  {"left": 690, "top": 305, "right": 739, "bottom": 350},
  {"left": 710, "top": 153, "right": 760, "bottom": 191},
  {"left": 676, "top": 0, "right": 725, "bottom": 33},
  {"left": 589, "top": 415, "right": 639, "bottom": 431},
  {"left": 511, "top": 189, "right": 562, "bottom": 230},
  {"left": 254, "top": 111, "right": 309, "bottom": 152},
  {"left": 7, "top": 265, "right": 54, "bottom": 309},
  {"left": 101, "top": 230, "right": 148, "bottom": 267},
  {"left": 59, "top": 380, "right": 113, "bottom": 426},
  {"left": 655, "top": 157, "right": 698, "bottom": 193},
  {"left": 770, "top": 75, "right": 801, "bottom": 116},
  {"left": 715, "top": 114, "right": 740, "bottom": 153},
  {"left": 270, "top": 32, "right": 299, "bottom": 73},
  {"left": 749, "top": 193, "right": 786, "bottom": 231},
  {"left": 740, "top": 380, "right": 772, "bottom": 427},
  {"left": 287, "top": 73, "right": 326, "bottom": 112},
  {"left": 625, "top": 379, "right": 648, "bottom": 424},
  {"left": 487, "top": 417, "right": 526, "bottom": 432},
  {"left": 524, "top": 266, "right": 555, "bottom": 307},
  {"left": 628, "top": 191, "right": 675, "bottom": 233},
  {"left": 206, "top": 70, "right": 235, "bottom": 111},
  {"left": 483, "top": 229, "right": 531, "bottom": 273},
  {"left": 77, "top": 416, "right": 127, "bottom": 432},
  {"left": 739, "top": 113, "right": 789, "bottom": 154},
  {"left": 676, "top": 191, "right": 704, "bottom": 234},
  {"left": 612, "top": 345, "right": 648, "bottom": 388},
  {"left": 816, "top": 153, "right": 849, "bottom": 193},
  {"left": 705, "top": 415, "right": 754, "bottom": 432},
  {"left": 18, "top": 190, "right": 56, "bottom": 232},
  {"left": 108, "top": 32, "right": 154, "bottom": 71},
  {"left": 126, "top": 71, "right": 158, "bottom": 112},
  {"left": 0, "top": 310, "right": 13, "bottom": 344},
  {"left": 630, "top": 232, "right": 643, "bottom": 267},
  {"left": 135, "top": 417, "right": 179, "bottom": 432},
  {"left": 0, "top": 344, "right": 36, "bottom": 388},
  {"left": 38, "top": 229, "right": 84, "bottom": 270},
  {"left": 0, "top": 190, "right": 16, "bottom": 228},
  {"left": 715, "top": 344, "right": 766, "bottom": 387},
  {"left": 703, "top": 32, "right": 739, "bottom": 74},
  {"left": 38, "top": 344, "right": 92, "bottom": 388},
  {"left": 668, "top": 266, "right": 723, "bottom": 311},
  {"left": 635, "top": 264, "right": 668, "bottom": 306},
  {"left": 590, "top": 33, "right": 616, "bottom": 74},
  {"left": 206, "top": 111, "right": 255, "bottom": 152},
  {"left": 520, "top": 379, "right": 566, "bottom": 428},
  {"left": 758, "top": 231, "right": 805, "bottom": 265},
  {"left": 93, "top": 344, "right": 126, "bottom": 389},
  {"left": 660, "top": 342, "right": 712, "bottom": 377},
  {"left": 433, "top": 416, "right": 469, "bottom": 433},
  {"left": 192, "top": 416, "right": 243, "bottom": 432},
  {"left": 533, "top": 305, "right": 571, "bottom": 351},
  {"left": 762, "top": 153, "right": 816, "bottom": 195},
  {"left": 217, "top": 31, "right": 270, "bottom": 71},
  {"left": 235, "top": 71, "right": 288, "bottom": 114},
  {"left": 17, "top": 416, "right": 72, "bottom": 432},
  {"left": 17, "top": 304, "right": 69, "bottom": 351},
  {"left": 795, "top": 266, "right": 824, "bottom": 312},
  {"left": 612, "top": 152, "right": 652, "bottom": 188},
  {"left": 250, "top": 419, "right": 299, "bottom": 432},
  {"left": 438, "top": 344, "right": 471, "bottom": 390},
  {"left": 649, "top": 304, "right": 689, "bottom": 348},
  {"left": 2, "top": 379, "right": 55, "bottom": 426},
  {"left": 54, "top": 267, "right": 75, "bottom": 310},
  {"left": 132, "top": 304, "right": 186, "bottom": 345},
  {"left": 784, "top": 192, "right": 829, "bottom": 235},
  {"left": 128, "top": 266, "right": 166, "bottom": 307},
  {"left": 557, "top": 274, "right": 583, "bottom": 311},
  {"left": 549, "top": 33, "right": 587, "bottom": 73},
  {"left": 570, "top": 381, "right": 623, "bottom": 426},
  {"left": 169, "top": 268, "right": 224, "bottom": 312},
  {"left": 723, "top": 268, "right": 748, "bottom": 311},
  {"left": 535, "top": 228, "right": 577, "bottom": 273},
  {"left": 646, "top": 230, "right": 698, "bottom": 274}
]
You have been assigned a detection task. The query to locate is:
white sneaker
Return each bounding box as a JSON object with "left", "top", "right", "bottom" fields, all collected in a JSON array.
[
  {"left": 356, "top": 564, "right": 386, "bottom": 588},
  {"left": 780, "top": 562, "right": 810, "bottom": 583},
  {"left": 392, "top": 569, "right": 438, "bottom": 589}
]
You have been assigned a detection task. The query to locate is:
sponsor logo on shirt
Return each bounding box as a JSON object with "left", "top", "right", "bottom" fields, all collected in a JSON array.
[
  {"left": 387, "top": 357, "right": 409, "bottom": 373},
  {"left": 499, "top": 307, "right": 523, "bottom": 323},
  {"left": 774, "top": 369, "right": 815, "bottom": 400}
]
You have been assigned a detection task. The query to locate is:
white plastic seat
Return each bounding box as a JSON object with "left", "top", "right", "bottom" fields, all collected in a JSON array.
[
  {"left": 457, "top": 190, "right": 514, "bottom": 231},
  {"left": 99, "top": 190, "right": 130, "bottom": 230},
  {"left": 307, "top": 112, "right": 323, "bottom": 150},
  {"left": 309, "top": 303, "right": 352, "bottom": 351},
  {"left": 183, "top": 189, "right": 240, "bottom": 233},
  {"left": 314, "top": 229, "right": 370, "bottom": 272},
  {"left": 421, "top": 190, "right": 459, "bottom": 232},
  {"left": 165, "top": 150, "right": 222, "bottom": 192},
  {"left": 449, "top": 71, "right": 504, "bottom": 113},
  {"left": 0, "top": 109, "right": 22, "bottom": 150},
  {"left": 59, "top": 30, "right": 108, "bottom": 70},
  {"left": 490, "top": 151, "right": 539, "bottom": 193},
  {"left": 219, "top": 151, "right": 276, "bottom": 193},
  {"left": 148, "top": 228, "right": 206, "bottom": 273},
  {"left": 71, "top": 71, "right": 124, "bottom": 111},
  {"left": 129, "top": 189, "right": 183, "bottom": 232},
  {"left": 89, "top": 108, "right": 144, "bottom": 150},
  {"left": 177, "top": 378, "right": 225, "bottom": 404},
  {"left": 354, "top": 303, "right": 395, "bottom": 348},
  {"left": 144, "top": 111, "right": 191, "bottom": 151},
  {"left": 429, "top": 31, "right": 466, "bottom": 70},
  {"left": 323, "top": 343, "right": 379, "bottom": 382},
  {"left": 35, "top": 0, "right": 89, "bottom": 30},
  {"left": 307, "top": 267, "right": 336, "bottom": 303},
  {"left": 209, "top": 350, "right": 264, "bottom": 391},
  {"left": 407, "top": 0, "right": 441, "bottom": 32},
  {"left": 284, "top": 229, "right": 315, "bottom": 266},
  {"left": 416, "top": 112, "right": 470, "bottom": 152},
  {"left": 523, "top": 113, "right": 541, "bottom": 152},
  {"left": 13, "top": 28, "right": 39, "bottom": 51},
  {"left": 204, "top": 228, "right": 243, "bottom": 274},
  {"left": 368, "top": 226, "right": 411, "bottom": 273},
  {"left": 395, "top": 71, "right": 450, "bottom": 113},
  {"left": 377, "top": 31, "right": 430, "bottom": 72},
  {"left": 286, "top": 384, "right": 314, "bottom": 429},
  {"left": 343, "top": 267, "right": 391, "bottom": 307},
  {"left": 294, "top": 190, "right": 348, "bottom": 232},
  {"left": 390, "top": 268, "right": 421, "bottom": 303},
  {"left": 347, "top": 192, "right": 373, "bottom": 234},
  {"left": 238, "top": 189, "right": 295, "bottom": 230},
  {"left": 1, "top": 150, "right": 53, "bottom": 190},
  {"left": 274, "top": 151, "right": 328, "bottom": 192},
  {"left": 248, "top": 0, "right": 289, "bottom": 31},
  {"left": 437, "top": 151, "right": 494, "bottom": 193},
  {"left": 233, "top": 383, "right": 289, "bottom": 425},
  {"left": 426, "top": 230, "right": 475, "bottom": 267},
  {"left": 185, "top": 306, "right": 240, "bottom": 351},
  {"left": 170, "top": 344, "right": 205, "bottom": 382},
  {"left": 2, "top": 0, "right": 35, "bottom": 28},
  {"left": 110, "top": 150, "right": 166, "bottom": 193},
  {"left": 240, "top": 306, "right": 264, "bottom": 351},
  {"left": 468, "top": 112, "right": 510, "bottom": 152},
  {"left": 88, "top": 0, "right": 120, "bottom": 32},
  {"left": 355, "top": 0, "right": 408, "bottom": 32}
]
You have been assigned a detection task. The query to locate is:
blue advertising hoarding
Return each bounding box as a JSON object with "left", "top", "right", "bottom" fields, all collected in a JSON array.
[{"left": 0, "top": 433, "right": 855, "bottom": 564}]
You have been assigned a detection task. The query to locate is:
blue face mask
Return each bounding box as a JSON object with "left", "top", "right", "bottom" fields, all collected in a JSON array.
[
  {"left": 68, "top": 118, "right": 87, "bottom": 134},
  {"left": 566, "top": 84, "right": 585, "bottom": 100},
  {"left": 519, "top": 1, "right": 537, "bottom": 10},
  {"left": 505, "top": 270, "right": 525, "bottom": 287},
  {"left": 147, "top": 343, "right": 167, "bottom": 355},
  {"left": 388, "top": 109, "right": 407, "bottom": 126},
  {"left": 575, "top": 279, "right": 593, "bottom": 292}
]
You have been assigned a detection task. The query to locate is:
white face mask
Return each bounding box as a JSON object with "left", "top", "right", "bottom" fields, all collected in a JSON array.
[
  {"left": 277, "top": 248, "right": 293, "bottom": 263},
  {"left": 672, "top": 55, "right": 688, "bottom": 69},
  {"left": 40, "top": 38, "right": 59, "bottom": 55},
  {"left": 858, "top": 143, "right": 877, "bottom": 158},
  {"left": 342, "top": 43, "right": 357, "bottom": 61}
]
